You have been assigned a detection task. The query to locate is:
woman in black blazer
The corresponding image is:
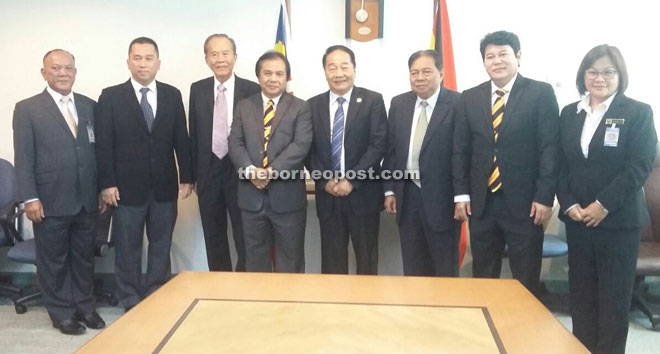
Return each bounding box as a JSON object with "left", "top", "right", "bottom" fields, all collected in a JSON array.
[{"left": 557, "top": 44, "right": 657, "bottom": 354}]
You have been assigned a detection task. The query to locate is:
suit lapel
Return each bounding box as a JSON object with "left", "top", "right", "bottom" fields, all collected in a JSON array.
[
  {"left": 73, "top": 93, "right": 91, "bottom": 140},
  {"left": 121, "top": 80, "right": 150, "bottom": 134},
  {"left": 38, "top": 90, "right": 76, "bottom": 140},
  {"left": 270, "top": 92, "right": 291, "bottom": 136},
  {"left": 400, "top": 92, "right": 417, "bottom": 157},
  {"left": 252, "top": 94, "right": 266, "bottom": 149},
  {"left": 478, "top": 82, "right": 495, "bottom": 141},
  {"left": 572, "top": 109, "right": 588, "bottom": 161},
  {"left": 421, "top": 87, "right": 450, "bottom": 153},
  {"left": 152, "top": 81, "right": 165, "bottom": 132},
  {"left": 498, "top": 75, "right": 526, "bottom": 138},
  {"left": 344, "top": 87, "right": 364, "bottom": 140},
  {"left": 317, "top": 92, "right": 332, "bottom": 147}
]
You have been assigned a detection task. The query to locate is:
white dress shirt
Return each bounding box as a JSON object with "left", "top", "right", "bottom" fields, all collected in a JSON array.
[
  {"left": 46, "top": 86, "right": 79, "bottom": 125},
  {"left": 130, "top": 78, "right": 158, "bottom": 117},
  {"left": 577, "top": 92, "right": 617, "bottom": 158}
]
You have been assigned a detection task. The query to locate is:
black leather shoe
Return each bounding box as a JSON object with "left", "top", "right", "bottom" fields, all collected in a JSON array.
[
  {"left": 75, "top": 311, "right": 106, "bottom": 329},
  {"left": 52, "top": 319, "right": 86, "bottom": 335}
]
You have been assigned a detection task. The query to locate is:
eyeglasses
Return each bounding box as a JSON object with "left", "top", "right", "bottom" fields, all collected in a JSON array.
[{"left": 585, "top": 69, "right": 617, "bottom": 80}]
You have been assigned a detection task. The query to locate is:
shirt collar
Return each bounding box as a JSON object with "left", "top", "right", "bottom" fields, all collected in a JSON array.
[
  {"left": 131, "top": 77, "right": 157, "bottom": 95},
  {"left": 491, "top": 74, "right": 517, "bottom": 95},
  {"left": 329, "top": 87, "right": 353, "bottom": 105},
  {"left": 262, "top": 92, "right": 282, "bottom": 107},
  {"left": 577, "top": 92, "right": 618, "bottom": 113},
  {"left": 46, "top": 86, "right": 75, "bottom": 105},
  {"left": 214, "top": 73, "right": 235, "bottom": 91},
  {"left": 416, "top": 86, "right": 441, "bottom": 110}
]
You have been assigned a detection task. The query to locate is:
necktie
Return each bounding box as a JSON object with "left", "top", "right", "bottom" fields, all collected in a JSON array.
[
  {"left": 59, "top": 96, "right": 77, "bottom": 138},
  {"left": 263, "top": 99, "right": 275, "bottom": 167},
  {"left": 330, "top": 97, "right": 346, "bottom": 172},
  {"left": 140, "top": 87, "right": 155, "bottom": 133},
  {"left": 411, "top": 100, "right": 428, "bottom": 188},
  {"left": 212, "top": 83, "right": 229, "bottom": 159},
  {"left": 488, "top": 89, "right": 506, "bottom": 193}
]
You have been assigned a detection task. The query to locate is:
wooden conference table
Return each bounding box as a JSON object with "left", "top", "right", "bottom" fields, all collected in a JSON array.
[{"left": 77, "top": 272, "right": 587, "bottom": 354}]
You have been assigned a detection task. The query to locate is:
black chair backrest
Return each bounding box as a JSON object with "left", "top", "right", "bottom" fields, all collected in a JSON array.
[{"left": 0, "top": 158, "right": 18, "bottom": 207}]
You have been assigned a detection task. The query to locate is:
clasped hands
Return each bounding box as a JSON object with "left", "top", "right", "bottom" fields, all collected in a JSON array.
[
  {"left": 325, "top": 178, "right": 354, "bottom": 197},
  {"left": 566, "top": 202, "right": 608, "bottom": 227}
]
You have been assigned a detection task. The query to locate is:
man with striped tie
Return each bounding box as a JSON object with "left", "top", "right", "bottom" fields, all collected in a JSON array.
[
  {"left": 452, "top": 31, "right": 559, "bottom": 294},
  {"left": 228, "top": 51, "right": 312, "bottom": 273},
  {"left": 306, "top": 45, "right": 387, "bottom": 275}
]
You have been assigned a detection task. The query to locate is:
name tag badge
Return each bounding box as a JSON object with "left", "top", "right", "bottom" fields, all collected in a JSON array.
[
  {"left": 604, "top": 125, "right": 619, "bottom": 147},
  {"left": 87, "top": 125, "right": 95, "bottom": 143},
  {"left": 605, "top": 118, "right": 625, "bottom": 125}
]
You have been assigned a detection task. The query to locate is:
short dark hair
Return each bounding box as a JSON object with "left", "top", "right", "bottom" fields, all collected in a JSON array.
[
  {"left": 575, "top": 44, "right": 629, "bottom": 96},
  {"left": 203, "top": 33, "right": 237, "bottom": 55},
  {"left": 255, "top": 51, "right": 291, "bottom": 80},
  {"left": 408, "top": 50, "right": 442, "bottom": 70},
  {"left": 43, "top": 49, "right": 75, "bottom": 64},
  {"left": 322, "top": 45, "right": 356, "bottom": 68},
  {"left": 128, "top": 37, "right": 159, "bottom": 57},
  {"left": 479, "top": 31, "right": 520, "bottom": 60}
]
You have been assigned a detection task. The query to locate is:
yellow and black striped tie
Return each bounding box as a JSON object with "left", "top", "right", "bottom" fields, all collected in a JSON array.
[
  {"left": 263, "top": 99, "right": 275, "bottom": 167},
  {"left": 488, "top": 89, "right": 506, "bottom": 193}
]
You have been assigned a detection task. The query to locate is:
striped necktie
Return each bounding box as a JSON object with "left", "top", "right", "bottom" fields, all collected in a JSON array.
[
  {"left": 330, "top": 97, "right": 346, "bottom": 172},
  {"left": 488, "top": 89, "right": 506, "bottom": 193},
  {"left": 263, "top": 99, "right": 275, "bottom": 167}
]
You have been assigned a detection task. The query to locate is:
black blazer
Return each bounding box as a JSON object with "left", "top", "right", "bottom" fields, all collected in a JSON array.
[
  {"left": 453, "top": 75, "right": 559, "bottom": 219},
  {"left": 557, "top": 94, "right": 657, "bottom": 229},
  {"left": 306, "top": 86, "right": 388, "bottom": 219},
  {"left": 13, "top": 90, "right": 98, "bottom": 216},
  {"left": 383, "top": 88, "right": 460, "bottom": 231},
  {"left": 188, "top": 75, "right": 260, "bottom": 191},
  {"left": 228, "top": 92, "right": 312, "bottom": 213},
  {"left": 95, "top": 80, "right": 193, "bottom": 206}
]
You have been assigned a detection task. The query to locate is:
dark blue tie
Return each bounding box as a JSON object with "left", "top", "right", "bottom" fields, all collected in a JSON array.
[
  {"left": 140, "top": 87, "right": 154, "bottom": 132},
  {"left": 331, "top": 97, "right": 346, "bottom": 172}
]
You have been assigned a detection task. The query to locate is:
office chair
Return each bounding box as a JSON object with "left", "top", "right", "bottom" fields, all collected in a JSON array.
[
  {"left": 0, "top": 158, "right": 24, "bottom": 299},
  {"left": 633, "top": 142, "right": 660, "bottom": 331}
]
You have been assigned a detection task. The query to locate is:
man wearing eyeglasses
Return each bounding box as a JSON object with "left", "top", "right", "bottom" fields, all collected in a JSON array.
[{"left": 453, "top": 31, "right": 560, "bottom": 295}]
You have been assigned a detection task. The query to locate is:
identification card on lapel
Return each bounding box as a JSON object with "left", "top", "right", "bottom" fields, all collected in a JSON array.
[
  {"left": 87, "top": 125, "right": 95, "bottom": 143},
  {"left": 604, "top": 124, "right": 619, "bottom": 147},
  {"left": 605, "top": 118, "right": 625, "bottom": 125}
]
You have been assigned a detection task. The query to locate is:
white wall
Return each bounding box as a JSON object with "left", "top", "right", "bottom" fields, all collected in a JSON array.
[{"left": 1, "top": 0, "right": 658, "bottom": 274}]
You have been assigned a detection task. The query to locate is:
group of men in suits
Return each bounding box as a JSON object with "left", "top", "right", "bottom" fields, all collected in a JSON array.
[{"left": 12, "top": 30, "right": 560, "bottom": 334}]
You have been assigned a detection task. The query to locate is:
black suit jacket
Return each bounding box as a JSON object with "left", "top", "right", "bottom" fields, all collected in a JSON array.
[
  {"left": 95, "top": 80, "right": 193, "bottom": 206},
  {"left": 453, "top": 75, "right": 559, "bottom": 219},
  {"left": 306, "top": 87, "right": 387, "bottom": 219},
  {"left": 188, "top": 75, "right": 260, "bottom": 192},
  {"left": 13, "top": 90, "right": 98, "bottom": 216},
  {"left": 557, "top": 94, "right": 657, "bottom": 229},
  {"left": 228, "top": 92, "right": 312, "bottom": 213},
  {"left": 383, "top": 88, "right": 460, "bottom": 231}
]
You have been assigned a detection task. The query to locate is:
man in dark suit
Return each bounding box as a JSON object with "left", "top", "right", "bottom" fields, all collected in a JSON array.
[
  {"left": 95, "top": 37, "right": 193, "bottom": 311},
  {"left": 307, "top": 45, "right": 387, "bottom": 275},
  {"left": 228, "top": 51, "right": 312, "bottom": 273},
  {"left": 453, "top": 31, "right": 559, "bottom": 293},
  {"left": 13, "top": 49, "right": 105, "bottom": 334},
  {"left": 189, "top": 34, "right": 260, "bottom": 272},
  {"left": 383, "top": 50, "right": 461, "bottom": 277}
]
